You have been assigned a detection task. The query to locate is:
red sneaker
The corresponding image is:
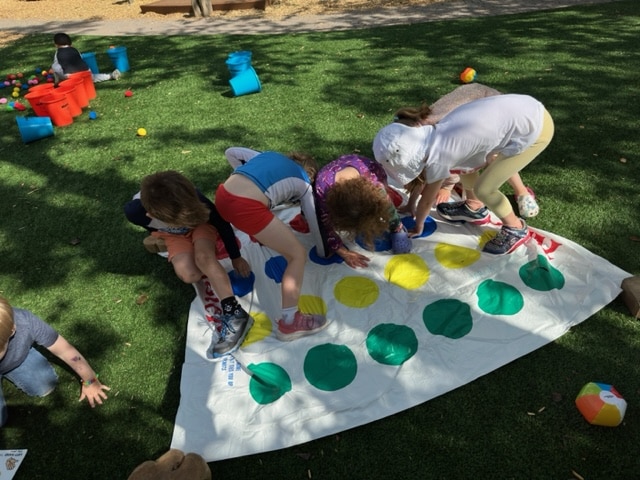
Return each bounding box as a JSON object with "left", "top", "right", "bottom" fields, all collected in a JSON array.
[{"left": 276, "top": 311, "right": 328, "bottom": 341}]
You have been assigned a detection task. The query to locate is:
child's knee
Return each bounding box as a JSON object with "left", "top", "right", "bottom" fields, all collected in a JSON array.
[{"left": 174, "top": 266, "right": 202, "bottom": 284}]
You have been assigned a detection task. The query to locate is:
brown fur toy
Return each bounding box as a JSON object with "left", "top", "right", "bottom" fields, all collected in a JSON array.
[{"left": 128, "top": 449, "right": 211, "bottom": 480}]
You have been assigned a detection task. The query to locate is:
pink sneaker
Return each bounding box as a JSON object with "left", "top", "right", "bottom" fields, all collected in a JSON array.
[{"left": 276, "top": 311, "right": 328, "bottom": 341}]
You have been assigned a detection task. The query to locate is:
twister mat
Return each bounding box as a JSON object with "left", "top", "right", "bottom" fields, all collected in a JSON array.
[{"left": 170, "top": 207, "right": 628, "bottom": 461}]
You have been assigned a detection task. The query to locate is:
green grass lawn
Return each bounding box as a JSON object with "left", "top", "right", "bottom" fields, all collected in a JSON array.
[{"left": 1, "top": 1, "right": 640, "bottom": 478}]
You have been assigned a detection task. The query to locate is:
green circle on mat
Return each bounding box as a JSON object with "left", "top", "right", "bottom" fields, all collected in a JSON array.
[
  {"left": 519, "top": 254, "right": 565, "bottom": 291},
  {"left": 366, "top": 323, "right": 418, "bottom": 366},
  {"left": 423, "top": 299, "right": 473, "bottom": 339},
  {"left": 247, "top": 362, "right": 292, "bottom": 405},
  {"left": 304, "top": 344, "right": 357, "bottom": 391},
  {"left": 477, "top": 279, "right": 524, "bottom": 315}
]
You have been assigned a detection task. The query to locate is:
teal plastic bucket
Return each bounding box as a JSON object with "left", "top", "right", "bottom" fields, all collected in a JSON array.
[
  {"left": 106, "top": 46, "right": 130, "bottom": 72},
  {"left": 81, "top": 52, "right": 99, "bottom": 74},
  {"left": 16, "top": 116, "right": 55, "bottom": 143},
  {"left": 227, "top": 50, "right": 252, "bottom": 63},
  {"left": 229, "top": 67, "right": 262, "bottom": 96},
  {"left": 225, "top": 55, "right": 251, "bottom": 78}
]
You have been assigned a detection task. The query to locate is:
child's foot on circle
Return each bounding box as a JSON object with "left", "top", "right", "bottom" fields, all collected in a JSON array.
[{"left": 482, "top": 220, "right": 530, "bottom": 255}]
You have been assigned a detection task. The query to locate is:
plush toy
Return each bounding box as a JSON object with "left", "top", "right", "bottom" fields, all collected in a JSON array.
[{"left": 127, "top": 449, "right": 212, "bottom": 480}]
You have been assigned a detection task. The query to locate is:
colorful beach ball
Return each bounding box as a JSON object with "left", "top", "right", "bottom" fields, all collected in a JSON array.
[{"left": 575, "top": 382, "right": 627, "bottom": 427}]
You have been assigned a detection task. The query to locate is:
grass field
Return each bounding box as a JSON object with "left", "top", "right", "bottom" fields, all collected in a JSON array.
[{"left": 1, "top": 1, "right": 639, "bottom": 478}]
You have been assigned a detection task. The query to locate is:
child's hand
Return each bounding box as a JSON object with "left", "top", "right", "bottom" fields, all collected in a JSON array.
[
  {"left": 80, "top": 381, "right": 111, "bottom": 408},
  {"left": 231, "top": 257, "right": 252, "bottom": 278},
  {"left": 336, "top": 248, "right": 370, "bottom": 269},
  {"left": 434, "top": 188, "right": 452, "bottom": 206}
]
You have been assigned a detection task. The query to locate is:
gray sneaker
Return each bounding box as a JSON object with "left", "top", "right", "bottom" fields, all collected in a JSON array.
[
  {"left": 111, "top": 69, "right": 121, "bottom": 80},
  {"left": 437, "top": 200, "right": 490, "bottom": 225},
  {"left": 208, "top": 309, "right": 254, "bottom": 360}
]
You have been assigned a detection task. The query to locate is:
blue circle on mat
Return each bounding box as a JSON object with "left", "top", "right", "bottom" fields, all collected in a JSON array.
[
  {"left": 356, "top": 231, "right": 392, "bottom": 252},
  {"left": 309, "top": 246, "right": 344, "bottom": 265},
  {"left": 228, "top": 270, "right": 255, "bottom": 297},
  {"left": 401, "top": 216, "right": 437, "bottom": 238},
  {"left": 265, "top": 256, "right": 287, "bottom": 283}
]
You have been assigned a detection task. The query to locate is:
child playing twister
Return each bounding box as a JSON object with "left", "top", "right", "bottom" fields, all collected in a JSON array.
[
  {"left": 373, "top": 94, "right": 554, "bottom": 255},
  {"left": 0, "top": 295, "right": 109, "bottom": 427},
  {"left": 216, "top": 150, "right": 329, "bottom": 341},
  {"left": 124, "top": 170, "right": 253, "bottom": 359}
]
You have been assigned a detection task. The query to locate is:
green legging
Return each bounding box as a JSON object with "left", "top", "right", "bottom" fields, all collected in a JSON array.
[{"left": 460, "top": 109, "right": 554, "bottom": 218}]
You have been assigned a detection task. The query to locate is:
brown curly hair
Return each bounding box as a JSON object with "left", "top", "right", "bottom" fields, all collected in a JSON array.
[
  {"left": 140, "top": 170, "right": 210, "bottom": 227},
  {"left": 325, "top": 177, "right": 392, "bottom": 249}
]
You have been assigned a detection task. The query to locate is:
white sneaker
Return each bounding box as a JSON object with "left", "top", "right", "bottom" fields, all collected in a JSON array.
[{"left": 111, "top": 69, "right": 121, "bottom": 80}]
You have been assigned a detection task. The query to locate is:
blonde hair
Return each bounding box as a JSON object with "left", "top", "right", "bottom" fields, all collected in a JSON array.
[
  {"left": 288, "top": 152, "right": 318, "bottom": 183},
  {"left": 140, "top": 171, "right": 210, "bottom": 227},
  {"left": 326, "top": 177, "right": 392, "bottom": 249},
  {"left": 0, "top": 296, "right": 15, "bottom": 347}
]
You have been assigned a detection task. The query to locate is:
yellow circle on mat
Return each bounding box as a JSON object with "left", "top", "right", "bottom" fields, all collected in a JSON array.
[
  {"left": 384, "top": 254, "right": 430, "bottom": 290},
  {"left": 434, "top": 243, "right": 481, "bottom": 269},
  {"left": 334, "top": 276, "right": 379, "bottom": 308},
  {"left": 242, "top": 311, "right": 272, "bottom": 346},
  {"left": 298, "top": 294, "right": 328, "bottom": 315}
]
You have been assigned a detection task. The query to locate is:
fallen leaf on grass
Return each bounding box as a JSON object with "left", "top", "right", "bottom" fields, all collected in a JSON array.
[{"left": 136, "top": 294, "right": 149, "bottom": 305}]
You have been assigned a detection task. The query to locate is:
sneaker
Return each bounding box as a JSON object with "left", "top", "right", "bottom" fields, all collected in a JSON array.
[
  {"left": 437, "top": 200, "right": 490, "bottom": 225},
  {"left": 111, "top": 69, "right": 121, "bottom": 80},
  {"left": 516, "top": 190, "right": 539, "bottom": 218},
  {"left": 276, "top": 311, "right": 328, "bottom": 341},
  {"left": 482, "top": 220, "right": 530, "bottom": 255},
  {"left": 208, "top": 309, "right": 254, "bottom": 360}
]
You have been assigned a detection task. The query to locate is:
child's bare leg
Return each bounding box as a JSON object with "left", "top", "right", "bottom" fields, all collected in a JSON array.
[
  {"left": 252, "top": 218, "right": 305, "bottom": 310},
  {"left": 193, "top": 238, "right": 234, "bottom": 300},
  {"left": 507, "top": 173, "right": 529, "bottom": 196},
  {"left": 171, "top": 253, "right": 205, "bottom": 284}
]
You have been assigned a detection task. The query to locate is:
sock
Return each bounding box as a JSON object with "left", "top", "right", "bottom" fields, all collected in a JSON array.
[
  {"left": 281, "top": 306, "right": 298, "bottom": 325},
  {"left": 221, "top": 297, "right": 242, "bottom": 316}
]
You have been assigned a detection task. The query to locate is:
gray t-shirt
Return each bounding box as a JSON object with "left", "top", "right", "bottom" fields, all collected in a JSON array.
[{"left": 0, "top": 308, "right": 58, "bottom": 374}]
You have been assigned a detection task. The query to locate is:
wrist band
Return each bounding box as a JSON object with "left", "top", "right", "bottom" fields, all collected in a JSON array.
[{"left": 81, "top": 375, "right": 99, "bottom": 387}]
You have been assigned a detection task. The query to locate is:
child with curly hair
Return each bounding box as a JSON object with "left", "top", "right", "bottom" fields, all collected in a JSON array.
[
  {"left": 216, "top": 149, "right": 329, "bottom": 341},
  {"left": 314, "top": 154, "right": 409, "bottom": 269},
  {"left": 124, "top": 170, "right": 253, "bottom": 359},
  {"left": 0, "top": 295, "right": 110, "bottom": 427}
]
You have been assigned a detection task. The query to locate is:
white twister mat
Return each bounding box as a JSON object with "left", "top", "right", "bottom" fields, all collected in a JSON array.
[{"left": 170, "top": 206, "right": 628, "bottom": 461}]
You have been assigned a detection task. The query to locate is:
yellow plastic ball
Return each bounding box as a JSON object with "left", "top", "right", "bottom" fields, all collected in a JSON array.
[
  {"left": 11, "top": 91, "right": 20, "bottom": 98},
  {"left": 137, "top": 128, "right": 147, "bottom": 136}
]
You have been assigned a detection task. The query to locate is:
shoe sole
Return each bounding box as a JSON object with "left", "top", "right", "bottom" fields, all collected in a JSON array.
[
  {"left": 276, "top": 318, "right": 330, "bottom": 342},
  {"left": 438, "top": 212, "right": 491, "bottom": 226},
  {"left": 207, "top": 316, "right": 255, "bottom": 361},
  {"left": 482, "top": 230, "right": 532, "bottom": 255}
]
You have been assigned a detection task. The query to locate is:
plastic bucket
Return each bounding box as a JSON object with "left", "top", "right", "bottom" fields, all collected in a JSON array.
[
  {"left": 16, "top": 116, "right": 55, "bottom": 143},
  {"left": 81, "top": 52, "right": 100, "bottom": 74},
  {"left": 40, "top": 93, "right": 73, "bottom": 127},
  {"left": 24, "top": 85, "right": 56, "bottom": 116},
  {"left": 59, "top": 76, "right": 88, "bottom": 110},
  {"left": 229, "top": 67, "right": 262, "bottom": 96},
  {"left": 226, "top": 55, "right": 252, "bottom": 78},
  {"left": 106, "top": 46, "right": 130, "bottom": 73},
  {"left": 68, "top": 70, "right": 95, "bottom": 102},
  {"left": 227, "top": 50, "right": 252, "bottom": 64},
  {"left": 54, "top": 83, "right": 82, "bottom": 117}
]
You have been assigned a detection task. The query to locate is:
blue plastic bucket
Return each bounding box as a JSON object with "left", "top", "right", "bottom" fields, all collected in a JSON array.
[
  {"left": 227, "top": 50, "right": 252, "bottom": 63},
  {"left": 16, "top": 116, "right": 54, "bottom": 143},
  {"left": 106, "top": 46, "right": 130, "bottom": 72},
  {"left": 81, "top": 52, "right": 99, "bottom": 74},
  {"left": 225, "top": 55, "right": 252, "bottom": 78},
  {"left": 229, "top": 67, "right": 262, "bottom": 96}
]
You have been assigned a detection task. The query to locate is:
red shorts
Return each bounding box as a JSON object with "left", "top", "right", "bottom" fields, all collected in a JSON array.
[
  {"left": 152, "top": 223, "right": 218, "bottom": 261},
  {"left": 215, "top": 184, "right": 274, "bottom": 235}
]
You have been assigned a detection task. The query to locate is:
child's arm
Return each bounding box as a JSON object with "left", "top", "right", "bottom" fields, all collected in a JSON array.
[
  {"left": 224, "top": 147, "right": 261, "bottom": 170},
  {"left": 46, "top": 335, "right": 110, "bottom": 407},
  {"left": 124, "top": 195, "right": 154, "bottom": 231},
  {"left": 412, "top": 179, "right": 445, "bottom": 236}
]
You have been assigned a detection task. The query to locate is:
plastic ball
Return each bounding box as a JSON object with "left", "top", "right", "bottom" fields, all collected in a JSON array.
[
  {"left": 3, "top": 81, "right": 10, "bottom": 87},
  {"left": 17, "top": 73, "right": 23, "bottom": 78},
  {"left": 41, "top": 70, "right": 48, "bottom": 76},
  {"left": 13, "top": 102, "right": 25, "bottom": 111},
  {"left": 0, "top": 98, "right": 7, "bottom": 104},
  {"left": 88, "top": 111, "right": 98, "bottom": 120},
  {"left": 124, "top": 90, "right": 133, "bottom": 97},
  {"left": 575, "top": 382, "right": 627, "bottom": 427},
  {"left": 459, "top": 67, "right": 477, "bottom": 84},
  {"left": 137, "top": 127, "right": 147, "bottom": 136},
  {"left": 11, "top": 91, "right": 19, "bottom": 98},
  {"left": 46, "top": 77, "right": 54, "bottom": 83}
]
